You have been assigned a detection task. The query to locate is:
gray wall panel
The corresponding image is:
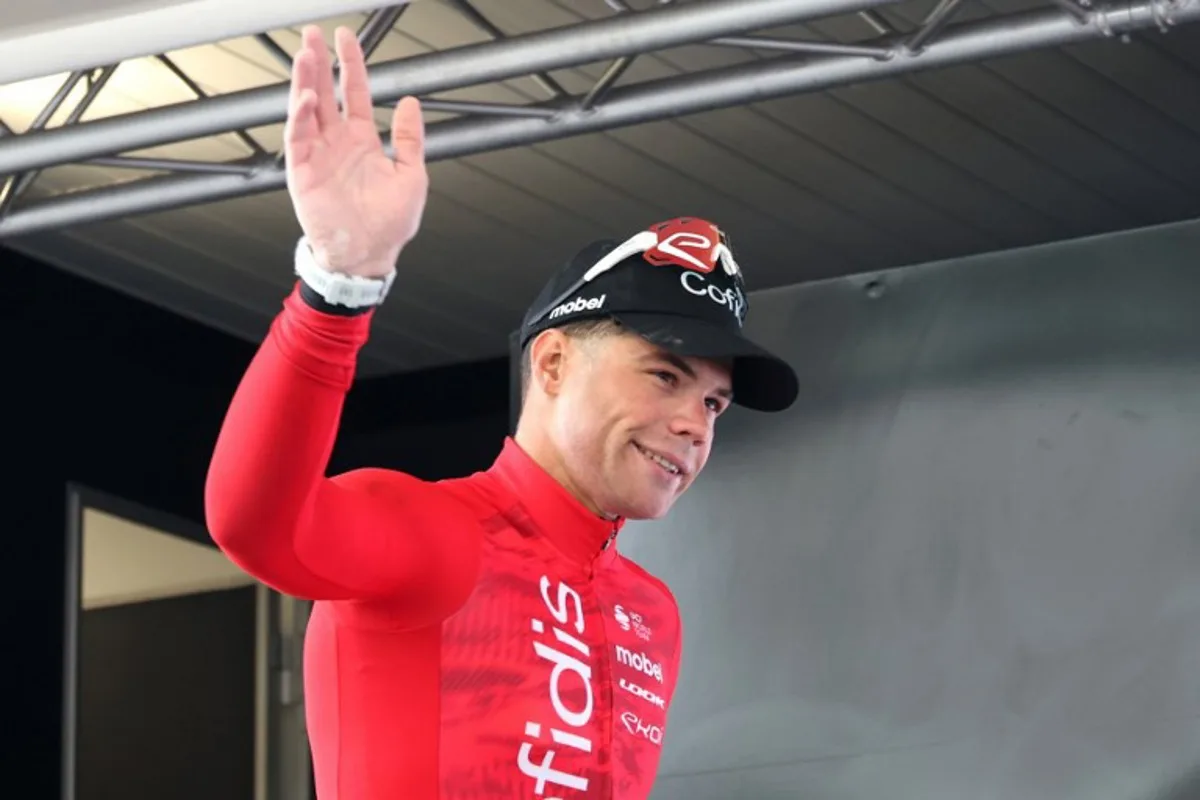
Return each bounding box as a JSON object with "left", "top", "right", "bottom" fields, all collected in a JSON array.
[{"left": 618, "top": 218, "right": 1200, "bottom": 799}]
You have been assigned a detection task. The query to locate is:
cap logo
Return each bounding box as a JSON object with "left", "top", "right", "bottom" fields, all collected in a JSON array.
[
  {"left": 644, "top": 218, "right": 742, "bottom": 278},
  {"left": 680, "top": 271, "right": 746, "bottom": 327},
  {"left": 548, "top": 293, "right": 607, "bottom": 320},
  {"left": 645, "top": 218, "right": 719, "bottom": 273},
  {"left": 524, "top": 218, "right": 745, "bottom": 335}
]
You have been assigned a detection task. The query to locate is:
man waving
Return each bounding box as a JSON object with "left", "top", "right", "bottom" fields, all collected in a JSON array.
[{"left": 205, "top": 24, "right": 798, "bottom": 800}]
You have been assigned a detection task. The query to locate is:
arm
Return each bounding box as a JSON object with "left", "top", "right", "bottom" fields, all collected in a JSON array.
[
  {"left": 204, "top": 25, "right": 461, "bottom": 613},
  {"left": 205, "top": 284, "right": 482, "bottom": 616}
]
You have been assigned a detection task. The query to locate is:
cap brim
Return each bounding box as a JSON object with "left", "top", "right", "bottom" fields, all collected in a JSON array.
[{"left": 613, "top": 311, "right": 799, "bottom": 412}]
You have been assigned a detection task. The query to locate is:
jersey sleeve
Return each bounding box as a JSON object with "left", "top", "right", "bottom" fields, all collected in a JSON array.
[{"left": 204, "top": 284, "right": 482, "bottom": 618}]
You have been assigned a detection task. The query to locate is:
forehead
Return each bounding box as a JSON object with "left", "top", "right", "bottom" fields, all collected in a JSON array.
[{"left": 604, "top": 332, "right": 733, "bottom": 383}]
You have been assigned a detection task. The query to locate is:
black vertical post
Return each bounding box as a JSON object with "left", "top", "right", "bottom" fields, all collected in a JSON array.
[{"left": 508, "top": 329, "right": 521, "bottom": 436}]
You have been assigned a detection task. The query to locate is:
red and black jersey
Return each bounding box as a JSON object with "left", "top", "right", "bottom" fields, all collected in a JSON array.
[{"left": 205, "top": 284, "right": 683, "bottom": 799}]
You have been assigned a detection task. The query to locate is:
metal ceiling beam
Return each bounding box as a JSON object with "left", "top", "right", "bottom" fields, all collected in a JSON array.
[
  {"left": 0, "top": 0, "right": 900, "bottom": 177},
  {"left": 1, "top": 65, "right": 118, "bottom": 217},
  {"left": 1, "top": 0, "right": 1196, "bottom": 240},
  {"left": 415, "top": 100, "right": 562, "bottom": 118},
  {"left": 358, "top": 5, "right": 411, "bottom": 59},
  {"left": 0, "top": 0, "right": 407, "bottom": 85},
  {"left": 711, "top": 34, "right": 895, "bottom": 58},
  {"left": 445, "top": 0, "right": 568, "bottom": 99},
  {"left": 906, "top": 0, "right": 969, "bottom": 52},
  {"left": 157, "top": 55, "right": 267, "bottom": 157}
]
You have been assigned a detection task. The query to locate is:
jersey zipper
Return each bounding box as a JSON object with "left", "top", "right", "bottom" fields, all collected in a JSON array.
[
  {"left": 589, "top": 521, "right": 620, "bottom": 794},
  {"left": 591, "top": 521, "right": 619, "bottom": 579},
  {"left": 600, "top": 521, "right": 618, "bottom": 551}
]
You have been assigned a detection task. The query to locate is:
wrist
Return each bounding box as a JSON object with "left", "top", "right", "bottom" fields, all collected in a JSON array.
[
  {"left": 294, "top": 236, "right": 396, "bottom": 313},
  {"left": 309, "top": 239, "right": 399, "bottom": 280},
  {"left": 297, "top": 280, "right": 374, "bottom": 317}
]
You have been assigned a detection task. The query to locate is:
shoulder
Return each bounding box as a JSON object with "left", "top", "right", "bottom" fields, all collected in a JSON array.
[
  {"left": 617, "top": 555, "right": 678, "bottom": 610},
  {"left": 329, "top": 467, "right": 503, "bottom": 522},
  {"left": 328, "top": 466, "right": 427, "bottom": 493},
  {"left": 614, "top": 553, "right": 683, "bottom": 637},
  {"left": 327, "top": 466, "right": 453, "bottom": 505},
  {"left": 614, "top": 554, "right": 685, "bottom": 687}
]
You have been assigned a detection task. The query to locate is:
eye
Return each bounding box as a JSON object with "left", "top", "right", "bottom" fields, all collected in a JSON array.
[
  {"left": 652, "top": 370, "right": 678, "bottom": 386},
  {"left": 706, "top": 397, "right": 727, "bottom": 414}
]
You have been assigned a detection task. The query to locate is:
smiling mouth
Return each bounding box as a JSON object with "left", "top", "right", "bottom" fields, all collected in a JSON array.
[{"left": 634, "top": 442, "right": 683, "bottom": 476}]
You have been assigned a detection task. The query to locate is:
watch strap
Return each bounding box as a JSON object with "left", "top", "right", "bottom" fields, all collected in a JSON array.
[
  {"left": 297, "top": 280, "right": 373, "bottom": 316},
  {"left": 293, "top": 237, "right": 396, "bottom": 313}
]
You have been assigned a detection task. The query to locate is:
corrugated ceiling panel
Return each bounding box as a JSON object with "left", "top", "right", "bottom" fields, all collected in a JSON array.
[
  {"left": 4, "top": 0, "right": 1200, "bottom": 374},
  {"left": 822, "top": 79, "right": 1134, "bottom": 237}
]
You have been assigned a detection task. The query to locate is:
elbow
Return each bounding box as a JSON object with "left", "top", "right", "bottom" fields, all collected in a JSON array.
[
  {"left": 203, "top": 459, "right": 313, "bottom": 590},
  {"left": 203, "top": 481, "right": 285, "bottom": 587},
  {"left": 204, "top": 429, "right": 251, "bottom": 555},
  {"left": 203, "top": 462, "right": 273, "bottom": 567},
  {"left": 204, "top": 473, "right": 251, "bottom": 559}
]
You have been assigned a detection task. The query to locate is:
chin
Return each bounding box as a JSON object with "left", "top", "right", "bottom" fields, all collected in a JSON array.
[{"left": 612, "top": 494, "right": 679, "bottom": 521}]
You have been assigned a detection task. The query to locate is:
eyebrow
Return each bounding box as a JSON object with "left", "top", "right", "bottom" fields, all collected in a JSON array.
[{"left": 650, "top": 352, "right": 734, "bottom": 400}]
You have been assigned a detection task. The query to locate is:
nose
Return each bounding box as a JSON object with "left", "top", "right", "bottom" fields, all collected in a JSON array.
[{"left": 668, "top": 396, "right": 714, "bottom": 446}]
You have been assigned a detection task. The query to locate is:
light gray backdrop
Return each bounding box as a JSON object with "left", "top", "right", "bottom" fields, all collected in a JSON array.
[{"left": 621, "top": 217, "right": 1200, "bottom": 800}]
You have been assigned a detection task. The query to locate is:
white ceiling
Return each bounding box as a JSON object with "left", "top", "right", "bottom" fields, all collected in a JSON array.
[
  {"left": 81, "top": 506, "right": 256, "bottom": 610},
  {"left": 0, "top": 0, "right": 393, "bottom": 84},
  {"left": 3, "top": 0, "right": 1200, "bottom": 378}
]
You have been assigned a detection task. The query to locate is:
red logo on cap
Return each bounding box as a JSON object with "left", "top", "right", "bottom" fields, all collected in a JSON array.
[{"left": 644, "top": 217, "right": 726, "bottom": 274}]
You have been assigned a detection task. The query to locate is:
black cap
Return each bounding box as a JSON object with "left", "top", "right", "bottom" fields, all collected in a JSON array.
[{"left": 518, "top": 217, "right": 798, "bottom": 412}]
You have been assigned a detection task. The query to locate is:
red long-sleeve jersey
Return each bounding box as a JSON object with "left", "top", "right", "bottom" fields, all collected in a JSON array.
[{"left": 205, "top": 285, "right": 683, "bottom": 799}]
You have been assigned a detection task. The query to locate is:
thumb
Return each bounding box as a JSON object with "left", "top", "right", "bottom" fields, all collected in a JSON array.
[{"left": 390, "top": 96, "right": 426, "bottom": 167}]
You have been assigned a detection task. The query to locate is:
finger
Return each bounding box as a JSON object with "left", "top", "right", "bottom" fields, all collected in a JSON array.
[
  {"left": 335, "top": 26, "right": 374, "bottom": 122},
  {"left": 289, "top": 47, "right": 320, "bottom": 131},
  {"left": 390, "top": 96, "right": 426, "bottom": 166},
  {"left": 288, "top": 40, "right": 311, "bottom": 111},
  {"left": 285, "top": 88, "right": 320, "bottom": 167},
  {"left": 302, "top": 25, "right": 340, "bottom": 131}
]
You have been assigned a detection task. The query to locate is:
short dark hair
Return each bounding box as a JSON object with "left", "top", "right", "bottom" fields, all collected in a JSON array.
[{"left": 519, "top": 316, "right": 624, "bottom": 402}]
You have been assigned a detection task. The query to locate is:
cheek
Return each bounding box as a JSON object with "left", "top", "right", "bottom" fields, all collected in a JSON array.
[
  {"left": 552, "top": 380, "right": 615, "bottom": 450},
  {"left": 565, "top": 371, "right": 626, "bottom": 419}
]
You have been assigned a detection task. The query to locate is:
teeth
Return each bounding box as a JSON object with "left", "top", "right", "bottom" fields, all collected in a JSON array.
[{"left": 637, "top": 444, "right": 680, "bottom": 475}]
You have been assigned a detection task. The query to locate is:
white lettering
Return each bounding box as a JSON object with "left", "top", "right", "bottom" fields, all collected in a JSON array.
[
  {"left": 520, "top": 577, "right": 596, "bottom": 794},
  {"left": 619, "top": 677, "right": 666, "bottom": 709},
  {"left": 550, "top": 727, "right": 592, "bottom": 753},
  {"left": 656, "top": 232, "right": 714, "bottom": 273},
  {"left": 517, "top": 743, "right": 589, "bottom": 794},
  {"left": 539, "top": 575, "right": 585, "bottom": 634},
  {"left": 620, "top": 711, "right": 664, "bottom": 747},
  {"left": 533, "top": 640, "right": 594, "bottom": 727},
  {"left": 613, "top": 605, "right": 631, "bottom": 631},
  {"left": 680, "top": 271, "right": 745, "bottom": 324},
  {"left": 548, "top": 293, "right": 607, "bottom": 320},
  {"left": 615, "top": 645, "right": 664, "bottom": 683}
]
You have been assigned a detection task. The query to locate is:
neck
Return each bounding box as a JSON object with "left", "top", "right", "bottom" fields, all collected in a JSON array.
[{"left": 514, "top": 412, "right": 612, "bottom": 520}]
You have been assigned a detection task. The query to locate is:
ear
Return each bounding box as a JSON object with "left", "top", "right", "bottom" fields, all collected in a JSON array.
[{"left": 528, "top": 329, "right": 570, "bottom": 398}]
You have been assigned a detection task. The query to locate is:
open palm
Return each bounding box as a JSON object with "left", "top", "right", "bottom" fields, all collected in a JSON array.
[{"left": 284, "top": 25, "right": 428, "bottom": 278}]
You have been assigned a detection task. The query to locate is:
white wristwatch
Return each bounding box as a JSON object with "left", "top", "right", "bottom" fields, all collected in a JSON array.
[{"left": 293, "top": 236, "right": 397, "bottom": 309}]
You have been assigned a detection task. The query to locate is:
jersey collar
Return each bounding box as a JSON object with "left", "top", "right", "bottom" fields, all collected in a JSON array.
[{"left": 489, "top": 437, "right": 625, "bottom": 566}]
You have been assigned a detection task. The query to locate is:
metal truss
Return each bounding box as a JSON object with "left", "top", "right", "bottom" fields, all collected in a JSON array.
[{"left": 0, "top": 0, "right": 1197, "bottom": 239}]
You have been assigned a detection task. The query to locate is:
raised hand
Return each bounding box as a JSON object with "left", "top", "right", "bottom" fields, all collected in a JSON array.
[{"left": 284, "top": 25, "right": 428, "bottom": 278}]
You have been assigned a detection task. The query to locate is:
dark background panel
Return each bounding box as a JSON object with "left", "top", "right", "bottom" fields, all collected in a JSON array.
[
  {"left": 77, "top": 586, "right": 258, "bottom": 800},
  {"left": 2, "top": 244, "right": 509, "bottom": 798}
]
